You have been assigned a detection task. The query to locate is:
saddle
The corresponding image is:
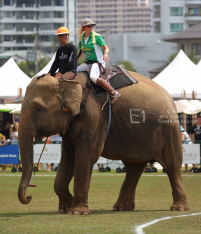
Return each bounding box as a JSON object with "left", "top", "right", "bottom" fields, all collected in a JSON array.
[{"left": 80, "top": 64, "right": 138, "bottom": 96}]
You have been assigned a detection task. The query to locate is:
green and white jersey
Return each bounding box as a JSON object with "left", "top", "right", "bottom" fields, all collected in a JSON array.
[{"left": 79, "top": 31, "right": 106, "bottom": 64}]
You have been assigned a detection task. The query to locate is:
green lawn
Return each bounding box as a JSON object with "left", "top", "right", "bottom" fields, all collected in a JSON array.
[{"left": 0, "top": 169, "right": 201, "bottom": 234}]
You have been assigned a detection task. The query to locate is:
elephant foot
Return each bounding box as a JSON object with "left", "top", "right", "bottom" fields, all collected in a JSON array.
[
  {"left": 58, "top": 197, "right": 74, "bottom": 213},
  {"left": 113, "top": 199, "right": 134, "bottom": 211},
  {"left": 170, "top": 200, "right": 190, "bottom": 211},
  {"left": 67, "top": 204, "right": 90, "bottom": 215}
]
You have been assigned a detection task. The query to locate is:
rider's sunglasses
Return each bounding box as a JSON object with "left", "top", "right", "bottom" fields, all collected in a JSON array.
[{"left": 87, "top": 25, "right": 93, "bottom": 28}]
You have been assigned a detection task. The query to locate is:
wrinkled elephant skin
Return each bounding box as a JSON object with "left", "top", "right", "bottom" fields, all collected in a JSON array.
[{"left": 18, "top": 73, "right": 189, "bottom": 215}]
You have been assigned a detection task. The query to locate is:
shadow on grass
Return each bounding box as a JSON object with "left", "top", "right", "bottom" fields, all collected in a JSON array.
[
  {"left": 90, "top": 209, "right": 169, "bottom": 215},
  {"left": 0, "top": 211, "right": 58, "bottom": 218},
  {"left": 0, "top": 209, "right": 169, "bottom": 217}
]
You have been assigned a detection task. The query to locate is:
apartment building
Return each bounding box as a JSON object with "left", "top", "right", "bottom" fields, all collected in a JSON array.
[
  {"left": 152, "top": 0, "right": 201, "bottom": 33},
  {"left": 0, "top": 0, "right": 76, "bottom": 55},
  {"left": 77, "top": 0, "right": 151, "bottom": 38}
]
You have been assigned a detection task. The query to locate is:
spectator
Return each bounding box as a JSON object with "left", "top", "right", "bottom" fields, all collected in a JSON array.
[
  {"left": 190, "top": 113, "right": 201, "bottom": 171},
  {"left": 181, "top": 126, "right": 192, "bottom": 173},
  {"left": 97, "top": 163, "right": 104, "bottom": 172},
  {"left": 10, "top": 122, "right": 19, "bottom": 144},
  {"left": 10, "top": 122, "right": 19, "bottom": 170},
  {"left": 0, "top": 135, "right": 8, "bottom": 172},
  {"left": 1, "top": 120, "right": 11, "bottom": 140},
  {"left": 42, "top": 137, "right": 51, "bottom": 171},
  {"left": 50, "top": 134, "right": 62, "bottom": 170},
  {"left": 50, "top": 134, "right": 62, "bottom": 144}
]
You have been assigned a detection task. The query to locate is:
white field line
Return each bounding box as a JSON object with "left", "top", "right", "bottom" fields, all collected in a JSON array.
[
  {"left": 134, "top": 212, "right": 201, "bottom": 234},
  {"left": 0, "top": 174, "right": 199, "bottom": 177}
]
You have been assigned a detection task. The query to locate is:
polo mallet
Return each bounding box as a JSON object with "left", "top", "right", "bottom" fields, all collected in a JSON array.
[{"left": 28, "top": 139, "right": 47, "bottom": 187}]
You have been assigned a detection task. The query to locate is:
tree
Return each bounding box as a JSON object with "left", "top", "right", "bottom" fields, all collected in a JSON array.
[
  {"left": 18, "top": 57, "right": 50, "bottom": 78},
  {"left": 118, "top": 60, "right": 137, "bottom": 72},
  {"left": 18, "top": 61, "right": 35, "bottom": 78},
  {"left": 38, "top": 57, "right": 50, "bottom": 71},
  {"left": 187, "top": 51, "right": 199, "bottom": 65}
]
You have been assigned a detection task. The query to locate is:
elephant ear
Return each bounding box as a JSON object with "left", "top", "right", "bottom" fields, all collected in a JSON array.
[{"left": 60, "top": 80, "right": 82, "bottom": 116}]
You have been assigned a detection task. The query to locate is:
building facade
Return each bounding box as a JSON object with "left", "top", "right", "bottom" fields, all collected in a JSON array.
[
  {"left": 109, "top": 33, "right": 177, "bottom": 78},
  {"left": 0, "top": 0, "right": 76, "bottom": 56},
  {"left": 77, "top": 0, "right": 151, "bottom": 38},
  {"left": 152, "top": 0, "right": 201, "bottom": 34},
  {"left": 163, "top": 22, "right": 201, "bottom": 59}
]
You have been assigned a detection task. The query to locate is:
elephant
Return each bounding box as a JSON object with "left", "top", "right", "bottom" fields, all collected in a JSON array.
[{"left": 18, "top": 71, "right": 189, "bottom": 215}]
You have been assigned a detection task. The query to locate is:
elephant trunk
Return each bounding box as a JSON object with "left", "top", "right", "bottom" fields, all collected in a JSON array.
[{"left": 18, "top": 117, "right": 34, "bottom": 204}]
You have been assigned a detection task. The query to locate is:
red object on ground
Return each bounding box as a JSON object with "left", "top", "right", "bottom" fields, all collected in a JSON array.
[{"left": 28, "top": 184, "right": 37, "bottom": 187}]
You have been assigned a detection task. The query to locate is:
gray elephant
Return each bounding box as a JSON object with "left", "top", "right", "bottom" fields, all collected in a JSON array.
[{"left": 18, "top": 72, "right": 189, "bottom": 215}]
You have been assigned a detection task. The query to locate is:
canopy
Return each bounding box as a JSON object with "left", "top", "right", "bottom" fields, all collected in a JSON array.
[
  {"left": 9, "top": 105, "right": 22, "bottom": 114},
  {"left": 189, "top": 100, "right": 201, "bottom": 109},
  {"left": 0, "top": 58, "right": 31, "bottom": 99},
  {"left": 33, "top": 53, "right": 56, "bottom": 77},
  {"left": 175, "top": 100, "right": 201, "bottom": 114},
  {"left": 0, "top": 104, "right": 21, "bottom": 112},
  {"left": 153, "top": 50, "right": 200, "bottom": 98}
]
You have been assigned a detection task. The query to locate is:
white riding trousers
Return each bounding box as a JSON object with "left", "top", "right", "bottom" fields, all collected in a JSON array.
[{"left": 77, "top": 62, "right": 105, "bottom": 84}]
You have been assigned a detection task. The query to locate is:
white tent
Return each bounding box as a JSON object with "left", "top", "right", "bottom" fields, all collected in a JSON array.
[
  {"left": 33, "top": 53, "right": 56, "bottom": 77},
  {"left": 175, "top": 100, "right": 201, "bottom": 115},
  {"left": 0, "top": 58, "right": 31, "bottom": 99},
  {"left": 189, "top": 100, "right": 201, "bottom": 109},
  {"left": 197, "top": 60, "right": 201, "bottom": 71},
  {"left": 153, "top": 50, "right": 201, "bottom": 98}
]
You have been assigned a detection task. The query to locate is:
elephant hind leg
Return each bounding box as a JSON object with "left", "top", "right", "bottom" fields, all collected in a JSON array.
[
  {"left": 159, "top": 147, "right": 189, "bottom": 211},
  {"left": 113, "top": 162, "right": 147, "bottom": 211}
]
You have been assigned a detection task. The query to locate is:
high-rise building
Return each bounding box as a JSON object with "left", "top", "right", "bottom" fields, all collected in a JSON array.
[
  {"left": 77, "top": 0, "right": 151, "bottom": 38},
  {"left": 0, "top": 0, "right": 76, "bottom": 56},
  {"left": 152, "top": 0, "right": 201, "bottom": 34}
]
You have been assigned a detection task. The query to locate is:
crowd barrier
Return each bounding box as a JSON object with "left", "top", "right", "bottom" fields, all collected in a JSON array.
[{"left": 0, "top": 142, "right": 200, "bottom": 172}]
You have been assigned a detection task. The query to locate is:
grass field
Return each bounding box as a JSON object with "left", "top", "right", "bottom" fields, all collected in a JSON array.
[{"left": 0, "top": 169, "right": 201, "bottom": 234}]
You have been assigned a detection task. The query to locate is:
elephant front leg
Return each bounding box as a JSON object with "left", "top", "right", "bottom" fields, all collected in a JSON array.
[
  {"left": 54, "top": 141, "right": 75, "bottom": 213},
  {"left": 113, "top": 162, "right": 146, "bottom": 211},
  {"left": 67, "top": 148, "right": 96, "bottom": 215}
]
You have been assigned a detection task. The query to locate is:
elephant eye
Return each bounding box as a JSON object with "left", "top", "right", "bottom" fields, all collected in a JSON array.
[{"left": 35, "top": 106, "right": 45, "bottom": 113}]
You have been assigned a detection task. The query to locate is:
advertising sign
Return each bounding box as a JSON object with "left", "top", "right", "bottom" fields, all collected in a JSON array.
[
  {"left": 0, "top": 145, "right": 19, "bottom": 164},
  {"left": 33, "top": 144, "right": 61, "bottom": 163},
  {"left": 182, "top": 144, "right": 200, "bottom": 164}
]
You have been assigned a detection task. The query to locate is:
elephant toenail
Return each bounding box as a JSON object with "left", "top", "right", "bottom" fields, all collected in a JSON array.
[
  {"left": 73, "top": 211, "right": 80, "bottom": 215},
  {"left": 67, "top": 211, "right": 72, "bottom": 215},
  {"left": 178, "top": 208, "right": 184, "bottom": 211},
  {"left": 171, "top": 207, "right": 177, "bottom": 211},
  {"left": 83, "top": 212, "right": 88, "bottom": 215},
  {"left": 113, "top": 207, "right": 118, "bottom": 211},
  {"left": 119, "top": 208, "right": 123, "bottom": 211}
]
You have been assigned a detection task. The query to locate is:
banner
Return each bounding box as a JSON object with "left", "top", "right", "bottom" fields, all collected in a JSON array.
[
  {"left": 0, "top": 145, "right": 19, "bottom": 164},
  {"left": 33, "top": 144, "right": 61, "bottom": 163},
  {"left": 182, "top": 144, "right": 200, "bottom": 164}
]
